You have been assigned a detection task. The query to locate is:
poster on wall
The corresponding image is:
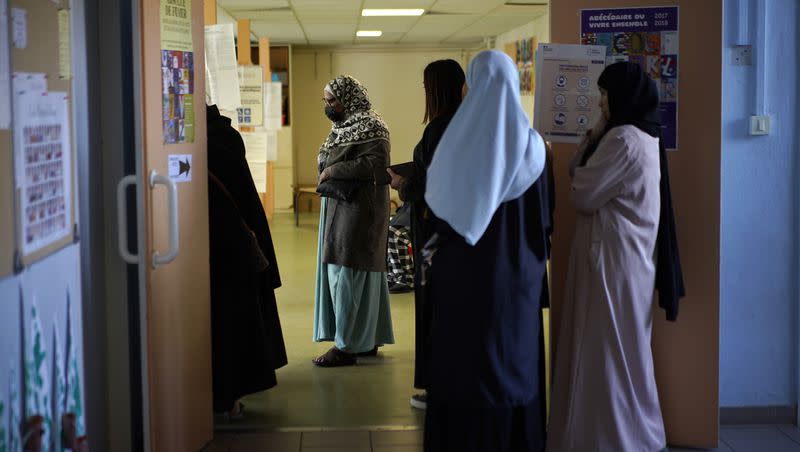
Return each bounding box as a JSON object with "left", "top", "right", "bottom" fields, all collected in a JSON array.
[
  {"left": 160, "top": 0, "right": 194, "bottom": 144},
  {"left": 516, "top": 38, "right": 535, "bottom": 95},
  {"left": 160, "top": 0, "right": 192, "bottom": 52},
  {"left": 250, "top": 162, "right": 267, "bottom": 193},
  {"left": 262, "top": 82, "right": 282, "bottom": 130},
  {"left": 534, "top": 43, "right": 607, "bottom": 144},
  {"left": 580, "top": 6, "right": 679, "bottom": 149},
  {"left": 205, "top": 24, "right": 241, "bottom": 116},
  {"left": 161, "top": 50, "right": 195, "bottom": 144},
  {"left": 242, "top": 132, "right": 267, "bottom": 164},
  {"left": 237, "top": 66, "right": 263, "bottom": 127},
  {"left": 13, "top": 91, "right": 73, "bottom": 256},
  {"left": 241, "top": 131, "right": 275, "bottom": 193},
  {"left": 58, "top": 9, "right": 72, "bottom": 81}
]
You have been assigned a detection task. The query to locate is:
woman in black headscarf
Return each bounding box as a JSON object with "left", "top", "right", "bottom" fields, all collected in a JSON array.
[
  {"left": 547, "top": 62, "right": 684, "bottom": 452},
  {"left": 207, "top": 104, "right": 287, "bottom": 417}
]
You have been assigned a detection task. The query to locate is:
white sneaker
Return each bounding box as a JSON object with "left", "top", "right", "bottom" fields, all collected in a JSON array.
[{"left": 410, "top": 393, "right": 427, "bottom": 410}]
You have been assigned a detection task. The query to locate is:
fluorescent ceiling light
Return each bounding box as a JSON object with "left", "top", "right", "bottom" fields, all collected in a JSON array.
[
  {"left": 356, "top": 30, "right": 383, "bottom": 37},
  {"left": 361, "top": 8, "right": 425, "bottom": 16}
]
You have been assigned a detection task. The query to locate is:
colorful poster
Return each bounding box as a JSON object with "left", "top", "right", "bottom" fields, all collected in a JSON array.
[
  {"left": 534, "top": 43, "right": 607, "bottom": 143},
  {"left": 581, "top": 6, "right": 679, "bottom": 149},
  {"left": 160, "top": 0, "right": 192, "bottom": 52},
  {"left": 13, "top": 91, "right": 73, "bottom": 256},
  {"left": 160, "top": 0, "right": 193, "bottom": 144},
  {"left": 516, "top": 38, "right": 534, "bottom": 95},
  {"left": 237, "top": 66, "right": 263, "bottom": 127},
  {"left": 161, "top": 49, "right": 195, "bottom": 144}
]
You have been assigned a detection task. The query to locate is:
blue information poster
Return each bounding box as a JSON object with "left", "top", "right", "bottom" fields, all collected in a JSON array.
[{"left": 580, "top": 7, "right": 679, "bottom": 149}]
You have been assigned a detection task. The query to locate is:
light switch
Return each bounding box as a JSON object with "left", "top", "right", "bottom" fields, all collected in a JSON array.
[
  {"left": 750, "top": 115, "right": 770, "bottom": 135},
  {"left": 732, "top": 45, "right": 752, "bottom": 66}
]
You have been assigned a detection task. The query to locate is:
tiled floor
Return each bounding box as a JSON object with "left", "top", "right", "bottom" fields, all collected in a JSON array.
[
  {"left": 202, "top": 429, "right": 423, "bottom": 452},
  {"left": 202, "top": 425, "right": 800, "bottom": 451}
]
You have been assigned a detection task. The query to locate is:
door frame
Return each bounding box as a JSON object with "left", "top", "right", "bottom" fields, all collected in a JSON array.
[{"left": 77, "top": 0, "right": 148, "bottom": 449}]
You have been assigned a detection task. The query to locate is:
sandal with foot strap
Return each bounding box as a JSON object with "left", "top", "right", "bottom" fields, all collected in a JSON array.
[{"left": 312, "top": 347, "right": 357, "bottom": 367}]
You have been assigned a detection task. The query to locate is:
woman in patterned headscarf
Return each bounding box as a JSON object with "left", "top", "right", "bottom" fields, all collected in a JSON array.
[{"left": 312, "top": 75, "right": 395, "bottom": 367}]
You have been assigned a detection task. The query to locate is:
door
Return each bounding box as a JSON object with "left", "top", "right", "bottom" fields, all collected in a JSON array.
[{"left": 121, "top": 0, "right": 212, "bottom": 450}]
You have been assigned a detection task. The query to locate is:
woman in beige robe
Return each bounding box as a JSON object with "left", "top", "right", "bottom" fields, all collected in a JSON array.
[{"left": 548, "top": 62, "right": 679, "bottom": 452}]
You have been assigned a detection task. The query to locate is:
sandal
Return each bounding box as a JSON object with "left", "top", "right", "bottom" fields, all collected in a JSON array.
[
  {"left": 230, "top": 401, "right": 245, "bottom": 420},
  {"left": 357, "top": 346, "right": 379, "bottom": 357},
  {"left": 312, "top": 347, "right": 357, "bottom": 367},
  {"left": 214, "top": 401, "right": 245, "bottom": 422}
]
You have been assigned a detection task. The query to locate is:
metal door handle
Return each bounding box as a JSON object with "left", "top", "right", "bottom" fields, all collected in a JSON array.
[
  {"left": 116, "top": 175, "right": 139, "bottom": 264},
  {"left": 149, "top": 170, "right": 180, "bottom": 268}
]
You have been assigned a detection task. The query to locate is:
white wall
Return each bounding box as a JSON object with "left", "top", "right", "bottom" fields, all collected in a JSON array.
[
  {"left": 292, "top": 48, "right": 473, "bottom": 189},
  {"left": 494, "top": 15, "right": 550, "bottom": 127}
]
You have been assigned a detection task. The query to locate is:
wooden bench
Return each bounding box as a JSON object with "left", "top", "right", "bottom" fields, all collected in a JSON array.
[
  {"left": 293, "top": 185, "right": 319, "bottom": 226},
  {"left": 293, "top": 184, "right": 401, "bottom": 226}
]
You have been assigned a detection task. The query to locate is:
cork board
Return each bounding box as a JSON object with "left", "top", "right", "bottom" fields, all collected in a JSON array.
[{"left": 3, "top": 0, "right": 76, "bottom": 275}]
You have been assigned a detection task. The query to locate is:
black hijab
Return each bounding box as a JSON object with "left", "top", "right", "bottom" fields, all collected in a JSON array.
[{"left": 582, "top": 62, "right": 685, "bottom": 321}]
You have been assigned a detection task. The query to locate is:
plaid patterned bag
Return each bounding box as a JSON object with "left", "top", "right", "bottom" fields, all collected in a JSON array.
[{"left": 387, "top": 225, "right": 414, "bottom": 293}]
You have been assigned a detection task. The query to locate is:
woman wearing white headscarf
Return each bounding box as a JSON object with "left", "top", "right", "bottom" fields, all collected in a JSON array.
[{"left": 422, "top": 50, "right": 551, "bottom": 452}]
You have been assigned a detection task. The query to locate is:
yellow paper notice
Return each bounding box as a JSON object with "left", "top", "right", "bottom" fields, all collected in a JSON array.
[
  {"left": 160, "top": 0, "right": 192, "bottom": 52},
  {"left": 58, "top": 9, "right": 71, "bottom": 80}
]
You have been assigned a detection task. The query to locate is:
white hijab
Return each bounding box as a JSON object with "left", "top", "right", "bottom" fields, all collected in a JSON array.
[{"left": 424, "top": 50, "right": 546, "bottom": 245}]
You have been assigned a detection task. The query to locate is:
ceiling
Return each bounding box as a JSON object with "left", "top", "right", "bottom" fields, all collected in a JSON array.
[{"left": 216, "top": 0, "right": 548, "bottom": 47}]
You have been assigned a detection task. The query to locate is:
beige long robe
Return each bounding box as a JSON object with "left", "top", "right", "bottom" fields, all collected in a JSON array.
[{"left": 547, "top": 125, "right": 666, "bottom": 452}]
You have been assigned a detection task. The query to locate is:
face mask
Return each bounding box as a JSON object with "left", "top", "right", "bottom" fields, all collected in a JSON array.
[{"left": 325, "top": 105, "right": 346, "bottom": 122}]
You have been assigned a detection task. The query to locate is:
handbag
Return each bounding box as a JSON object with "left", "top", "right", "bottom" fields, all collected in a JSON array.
[
  {"left": 390, "top": 202, "right": 412, "bottom": 227},
  {"left": 316, "top": 178, "right": 362, "bottom": 201},
  {"left": 209, "top": 171, "right": 270, "bottom": 273}
]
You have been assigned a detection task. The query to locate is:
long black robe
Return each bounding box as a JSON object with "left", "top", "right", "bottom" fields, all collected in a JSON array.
[
  {"left": 424, "top": 172, "right": 551, "bottom": 452},
  {"left": 398, "top": 112, "right": 455, "bottom": 390},
  {"left": 207, "top": 105, "right": 287, "bottom": 412}
]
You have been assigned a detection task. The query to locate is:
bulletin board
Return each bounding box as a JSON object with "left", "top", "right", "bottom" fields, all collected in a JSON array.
[{"left": 0, "top": 0, "right": 76, "bottom": 278}]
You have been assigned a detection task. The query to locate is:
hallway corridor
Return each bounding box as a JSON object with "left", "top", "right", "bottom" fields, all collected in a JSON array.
[{"left": 215, "top": 212, "right": 424, "bottom": 432}]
